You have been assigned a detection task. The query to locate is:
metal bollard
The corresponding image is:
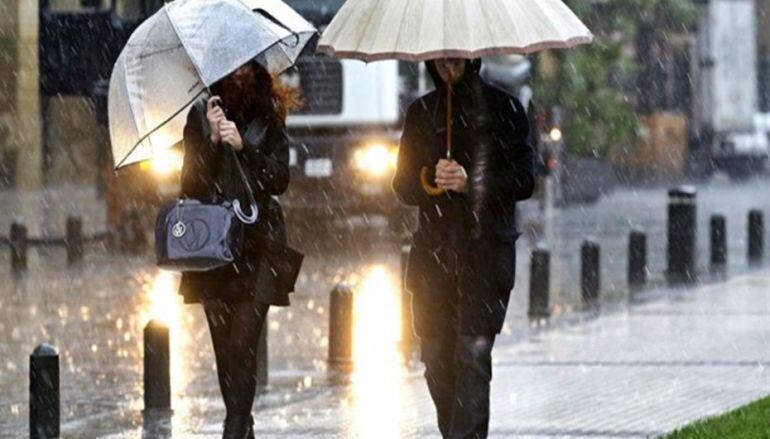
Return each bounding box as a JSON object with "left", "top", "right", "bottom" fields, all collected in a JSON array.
[
  {"left": 328, "top": 283, "right": 354, "bottom": 369},
  {"left": 256, "top": 317, "right": 268, "bottom": 389},
  {"left": 528, "top": 246, "right": 550, "bottom": 319},
  {"left": 30, "top": 343, "right": 59, "bottom": 439},
  {"left": 710, "top": 215, "right": 727, "bottom": 267},
  {"left": 10, "top": 222, "right": 28, "bottom": 275},
  {"left": 400, "top": 240, "right": 417, "bottom": 351},
  {"left": 748, "top": 210, "right": 764, "bottom": 265},
  {"left": 581, "top": 240, "right": 600, "bottom": 308},
  {"left": 628, "top": 230, "right": 647, "bottom": 295},
  {"left": 144, "top": 320, "right": 171, "bottom": 413},
  {"left": 65, "top": 216, "right": 83, "bottom": 266},
  {"left": 666, "top": 186, "right": 697, "bottom": 284}
]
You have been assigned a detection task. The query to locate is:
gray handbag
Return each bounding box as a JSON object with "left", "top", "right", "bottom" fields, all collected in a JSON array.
[{"left": 155, "top": 145, "right": 258, "bottom": 272}]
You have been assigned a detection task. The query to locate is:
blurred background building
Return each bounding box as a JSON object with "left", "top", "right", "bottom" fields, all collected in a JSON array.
[{"left": 1, "top": 0, "right": 770, "bottom": 204}]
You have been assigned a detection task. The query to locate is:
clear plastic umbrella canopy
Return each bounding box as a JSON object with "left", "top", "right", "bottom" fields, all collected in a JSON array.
[
  {"left": 317, "top": 0, "right": 593, "bottom": 62},
  {"left": 109, "top": 0, "right": 316, "bottom": 169}
]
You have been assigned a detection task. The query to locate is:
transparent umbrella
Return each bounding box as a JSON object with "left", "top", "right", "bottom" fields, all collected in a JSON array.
[{"left": 109, "top": 0, "right": 316, "bottom": 169}]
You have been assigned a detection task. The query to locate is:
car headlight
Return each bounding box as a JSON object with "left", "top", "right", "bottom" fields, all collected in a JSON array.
[
  {"left": 549, "top": 127, "right": 562, "bottom": 142},
  {"left": 141, "top": 148, "right": 183, "bottom": 177},
  {"left": 352, "top": 142, "right": 398, "bottom": 178}
]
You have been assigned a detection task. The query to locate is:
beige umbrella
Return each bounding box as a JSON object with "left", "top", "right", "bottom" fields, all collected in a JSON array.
[
  {"left": 317, "top": 0, "right": 592, "bottom": 194},
  {"left": 317, "top": 0, "right": 593, "bottom": 62}
]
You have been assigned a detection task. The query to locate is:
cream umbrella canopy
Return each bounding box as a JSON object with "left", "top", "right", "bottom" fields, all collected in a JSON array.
[
  {"left": 109, "top": 0, "right": 316, "bottom": 169},
  {"left": 316, "top": 0, "right": 593, "bottom": 62},
  {"left": 317, "top": 0, "right": 592, "bottom": 195}
]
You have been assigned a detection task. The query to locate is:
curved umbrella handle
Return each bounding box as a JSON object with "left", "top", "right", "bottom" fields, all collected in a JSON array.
[
  {"left": 233, "top": 199, "right": 259, "bottom": 224},
  {"left": 420, "top": 166, "right": 446, "bottom": 196}
]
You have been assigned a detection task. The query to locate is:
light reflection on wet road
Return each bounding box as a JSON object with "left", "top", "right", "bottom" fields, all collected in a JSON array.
[{"left": 350, "top": 265, "right": 410, "bottom": 439}]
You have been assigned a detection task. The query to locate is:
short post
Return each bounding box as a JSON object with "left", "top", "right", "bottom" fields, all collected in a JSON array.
[
  {"left": 256, "top": 318, "right": 268, "bottom": 389},
  {"left": 710, "top": 215, "right": 727, "bottom": 268},
  {"left": 748, "top": 209, "right": 764, "bottom": 265},
  {"left": 328, "top": 283, "right": 354, "bottom": 369},
  {"left": 667, "top": 186, "right": 697, "bottom": 284},
  {"left": 10, "top": 222, "right": 28, "bottom": 275},
  {"left": 581, "top": 240, "right": 600, "bottom": 309},
  {"left": 400, "top": 239, "right": 417, "bottom": 351},
  {"left": 30, "top": 343, "right": 59, "bottom": 439},
  {"left": 528, "top": 246, "right": 550, "bottom": 320},
  {"left": 628, "top": 230, "right": 647, "bottom": 296},
  {"left": 144, "top": 320, "right": 171, "bottom": 414},
  {"left": 65, "top": 216, "right": 83, "bottom": 266}
]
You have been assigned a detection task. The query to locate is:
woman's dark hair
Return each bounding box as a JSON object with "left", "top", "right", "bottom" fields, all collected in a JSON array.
[{"left": 210, "top": 60, "right": 302, "bottom": 126}]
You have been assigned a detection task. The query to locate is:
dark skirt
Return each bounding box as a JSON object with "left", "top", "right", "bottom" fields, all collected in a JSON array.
[{"left": 178, "top": 246, "right": 291, "bottom": 306}]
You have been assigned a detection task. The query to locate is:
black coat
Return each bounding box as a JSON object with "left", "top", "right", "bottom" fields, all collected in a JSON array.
[
  {"left": 177, "top": 97, "right": 296, "bottom": 306},
  {"left": 393, "top": 60, "right": 535, "bottom": 337}
]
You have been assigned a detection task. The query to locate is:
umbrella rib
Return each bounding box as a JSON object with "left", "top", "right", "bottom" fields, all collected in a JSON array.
[
  {"left": 531, "top": 0, "right": 572, "bottom": 44},
  {"left": 391, "top": 0, "right": 413, "bottom": 60},
  {"left": 114, "top": 88, "right": 207, "bottom": 169},
  {"left": 163, "top": 4, "right": 208, "bottom": 86},
  {"left": 479, "top": 0, "right": 500, "bottom": 55},
  {"left": 474, "top": 2, "right": 516, "bottom": 53},
  {"left": 354, "top": 0, "right": 388, "bottom": 59},
  {"left": 129, "top": 13, "right": 161, "bottom": 153},
  {"left": 118, "top": 55, "right": 141, "bottom": 165},
  {"left": 138, "top": 43, "right": 185, "bottom": 59}
]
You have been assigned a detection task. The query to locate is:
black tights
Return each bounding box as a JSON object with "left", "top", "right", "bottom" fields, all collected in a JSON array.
[{"left": 202, "top": 299, "right": 269, "bottom": 437}]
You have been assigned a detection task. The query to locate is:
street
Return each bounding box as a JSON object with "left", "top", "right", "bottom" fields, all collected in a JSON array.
[{"left": 2, "top": 177, "right": 770, "bottom": 436}]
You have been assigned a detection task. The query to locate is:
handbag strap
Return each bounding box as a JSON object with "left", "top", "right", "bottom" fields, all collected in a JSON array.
[{"left": 224, "top": 141, "right": 259, "bottom": 224}]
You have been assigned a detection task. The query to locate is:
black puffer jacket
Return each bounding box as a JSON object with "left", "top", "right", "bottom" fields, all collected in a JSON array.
[
  {"left": 177, "top": 96, "right": 295, "bottom": 306},
  {"left": 392, "top": 60, "right": 535, "bottom": 336}
]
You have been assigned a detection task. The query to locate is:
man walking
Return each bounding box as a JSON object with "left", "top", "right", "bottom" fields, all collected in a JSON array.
[{"left": 393, "top": 58, "right": 535, "bottom": 438}]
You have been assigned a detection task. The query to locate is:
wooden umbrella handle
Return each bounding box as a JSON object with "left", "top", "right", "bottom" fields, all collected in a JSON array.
[
  {"left": 420, "top": 84, "right": 453, "bottom": 196},
  {"left": 420, "top": 166, "right": 446, "bottom": 196}
]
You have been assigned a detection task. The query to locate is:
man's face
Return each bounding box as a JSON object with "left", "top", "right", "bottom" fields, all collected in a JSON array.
[{"left": 435, "top": 58, "right": 466, "bottom": 84}]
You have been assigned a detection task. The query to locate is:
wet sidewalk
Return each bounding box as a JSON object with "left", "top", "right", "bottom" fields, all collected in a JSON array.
[
  {"left": 4, "top": 182, "right": 770, "bottom": 437},
  {"left": 114, "top": 269, "right": 770, "bottom": 438}
]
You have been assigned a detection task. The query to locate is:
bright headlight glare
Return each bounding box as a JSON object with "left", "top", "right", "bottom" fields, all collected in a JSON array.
[
  {"left": 150, "top": 148, "right": 183, "bottom": 176},
  {"left": 549, "top": 127, "right": 563, "bottom": 142},
  {"left": 353, "top": 143, "right": 398, "bottom": 177}
]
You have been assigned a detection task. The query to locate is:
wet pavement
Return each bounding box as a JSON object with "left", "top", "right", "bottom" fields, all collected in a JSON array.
[
  {"left": 175, "top": 269, "right": 770, "bottom": 438},
  {"left": 2, "top": 178, "right": 770, "bottom": 437}
]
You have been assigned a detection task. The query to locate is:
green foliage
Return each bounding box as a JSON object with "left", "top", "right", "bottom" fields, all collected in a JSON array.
[
  {"left": 665, "top": 395, "right": 770, "bottom": 438},
  {"left": 535, "top": 40, "right": 639, "bottom": 158},
  {"left": 534, "top": 0, "right": 697, "bottom": 158}
]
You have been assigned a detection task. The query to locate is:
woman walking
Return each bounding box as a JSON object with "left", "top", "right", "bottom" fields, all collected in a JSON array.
[
  {"left": 177, "top": 60, "right": 298, "bottom": 438},
  {"left": 393, "top": 58, "right": 535, "bottom": 438}
]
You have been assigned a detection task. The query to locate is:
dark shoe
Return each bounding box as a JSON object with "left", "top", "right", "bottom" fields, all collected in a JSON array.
[
  {"left": 246, "top": 415, "right": 255, "bottom": 439},
  {"left": 222, "top": 413, "right": 252, "bottom": 439}
]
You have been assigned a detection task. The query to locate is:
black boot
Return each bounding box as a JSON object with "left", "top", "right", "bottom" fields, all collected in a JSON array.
[
  {"left": 222, "top": 413, "right": 251, "bottom": 439},
  {"left": 246, "top": 415, "right": 255, "bottom": 439}
]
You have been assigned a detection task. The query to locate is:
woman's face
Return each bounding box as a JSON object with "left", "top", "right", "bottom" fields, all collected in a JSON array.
[
  {"left": 435, "top": 58, "right": 466, "bottom": 84},
  {"left": 217, "top": 64, "right": 256, "bottom": 111}
]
